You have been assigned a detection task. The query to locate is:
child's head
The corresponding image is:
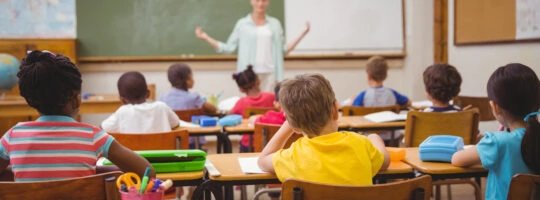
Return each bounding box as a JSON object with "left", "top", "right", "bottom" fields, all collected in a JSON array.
[
  {"left": 423, "top": 63, "right": 462, "bottom": 104},
  {"left": 232, "top": 65, "right": 259, "bottom": 92},
  {"left": 117, "top": 71, "right": 148, "bottom": 104},
  {"left": 279, "top": 74, "right": 337, "bottom": 137},
  {"left": 273, "top": 82, "right": 282, "bottom": 110},
  {"left": 18, "top": 50, "right": 82, "bottom": 116},
  {"left": 366, "top": 55, "right": 388, "bottom": 83},
  {"left": 486, "top": 63, "right": 540, "bottom": 172},
  {"left": 167, "top": 63, "right": 193, "bottom": 90}
]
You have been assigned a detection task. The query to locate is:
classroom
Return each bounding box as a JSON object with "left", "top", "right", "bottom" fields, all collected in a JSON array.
[{"left": 0, "top": 0, "right": 539, "bottom": 200}]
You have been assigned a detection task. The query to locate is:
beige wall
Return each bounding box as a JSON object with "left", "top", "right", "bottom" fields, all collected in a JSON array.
[{"left": 80, "top": 0, "right": 436, "bottom": 125}]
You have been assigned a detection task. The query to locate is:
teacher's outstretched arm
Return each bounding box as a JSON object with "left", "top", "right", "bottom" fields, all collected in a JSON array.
[
  {"left": 286, "top": 22, "right": 310, "bottom": 54},
  {"left": 195, "top": 26, "right": 220, "bottom": 51}
]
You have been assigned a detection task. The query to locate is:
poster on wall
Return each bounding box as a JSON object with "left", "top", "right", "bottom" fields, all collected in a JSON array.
[
  {"left": 516, "top": 0, "right": 540, "bottom": 40},
  {"left": 0, "top": 0, "right": 76, "bottom": 38}
]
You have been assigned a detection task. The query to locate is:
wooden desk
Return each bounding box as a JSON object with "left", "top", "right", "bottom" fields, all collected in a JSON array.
[
  {"left": 193, "top": 153, "right": 415, "bottom": 200},
  {"left": 340, "top": 116, "right": 406, "bottom": 132},
  {"left": 403, "top": 148, "right": 487, "bottom": 180},
  {"left": 0, "top": 94, "right": 122, "bottom": 117}
]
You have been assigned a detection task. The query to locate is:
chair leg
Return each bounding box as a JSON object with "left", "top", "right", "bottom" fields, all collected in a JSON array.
[
  {"left": 446, "top": 185, "right": 452, "bottom": 200},
  {"left": 240, "top": 185, "right": 247, "bottom": 200},
  {"left": 433, "top": 179, "right": 482, "bottom": 200}
]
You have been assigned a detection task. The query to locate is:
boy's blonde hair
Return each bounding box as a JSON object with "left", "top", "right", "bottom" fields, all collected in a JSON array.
[
  {"left": 279, "top": 74, "right": 336, "bottom": 136},
  {"left": 366, "top": 55, "right": 388, "bottom": 82}
]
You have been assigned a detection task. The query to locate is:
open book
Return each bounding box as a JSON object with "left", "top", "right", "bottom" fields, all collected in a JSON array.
[{"left": 364, "top": 111, "right": 407, "bottom": 123}]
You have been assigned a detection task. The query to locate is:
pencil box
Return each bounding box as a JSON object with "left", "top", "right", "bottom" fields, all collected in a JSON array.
[
  {"left": 191, "top": 115, "right": 218, "bottom": 127},
  {"left": 102, "top": 149, "right": 206, "bottom": 173},
  {"left": 419, "top": 135, "right": 464, "bottom": 162},
  {"left": 218, "top": 114, "right": 243, "bottom": 126}
]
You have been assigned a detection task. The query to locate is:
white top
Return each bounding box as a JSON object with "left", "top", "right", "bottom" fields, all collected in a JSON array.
[
  {"left": 101, "top": 101, "right": 180, "bottom": 133},
  {"left": 254, "top": 24, "right": 274, "bottom": 73}
]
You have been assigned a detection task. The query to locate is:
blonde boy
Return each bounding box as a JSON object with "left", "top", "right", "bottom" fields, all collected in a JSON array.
[{"left": 258, "top": 74, "right": 390, "bottom": 185}]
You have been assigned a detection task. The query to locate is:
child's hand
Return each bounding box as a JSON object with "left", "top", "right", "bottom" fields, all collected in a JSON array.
[{"left": 195, "top": 26, "right": 208, "bottom": 40}]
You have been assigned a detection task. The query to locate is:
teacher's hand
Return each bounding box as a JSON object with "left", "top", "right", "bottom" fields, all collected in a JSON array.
[
  {"left": 195, "top": 26, "right": 208, "bottom": 40},
  {"left": 304, "top": 22, "right": 311, "bottom": 34}
]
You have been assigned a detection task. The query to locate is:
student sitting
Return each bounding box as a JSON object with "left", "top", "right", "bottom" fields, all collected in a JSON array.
[
  {"left": 452, "top": 63, "right": 540, "bottom": 200},
  {"left": 160, "top": 63, "right": 217, "bottom": 149},
  {"left": 0, "top": 50, "right": 153, "bottom": 181},
  {"left": 258, "top": 74, "right": 390, "bottom": 185},
  {"left": 102, "top": 71, "right": 180, "bottom": 133},
  {"left": 422, "top": 63, "right": 462, "bottom": 112},
  {"left": 231, "top": 65, "right": 275, "bottom": 152},
  {"left": 249, "top": 82, "right": 285, "bottom": 126}
]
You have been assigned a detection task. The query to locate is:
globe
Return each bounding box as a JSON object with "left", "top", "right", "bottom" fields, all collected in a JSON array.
[{"left": 0, "top": 54, "right": 19, "bottom": 94}]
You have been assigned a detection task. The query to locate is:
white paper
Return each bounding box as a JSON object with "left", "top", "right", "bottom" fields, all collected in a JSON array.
[
  {"left": 179, "top": 120, "right": 200, "bottom": 128},
  {"left": 364, "top": 111, "right": 407, "bottom": 123},
  {"left": 516, "top": 0, "right": 540, "bottom": 39},
  {"left": 238, "top": 157, "right": 268, "bottom": 174},
  {"left": 218, "top": 96, "right": 240, "bottom": 111}
]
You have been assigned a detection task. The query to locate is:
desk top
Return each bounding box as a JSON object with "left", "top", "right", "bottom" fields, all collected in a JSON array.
[
  {"left": 206, "top": 153, "right": 413, "bottom": 181},
  {"left": 403, "top": 148, "right": 486, "bottom": 174},
  {"left": 156, "top": 171, "right": 205, "bottom": 181},
  {"left": 181, "top": 126, "right": 222, "bottom": 135},
  {"left": 223, "top": 119, "right": 252, "bottom": 133},
  {"left": 339, "top": 116, "right": 406, "bottom": 130}
]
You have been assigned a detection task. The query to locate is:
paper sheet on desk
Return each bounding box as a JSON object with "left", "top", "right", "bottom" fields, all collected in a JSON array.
[
  {"left": 364, "top": 111, "right": 407, "bottom": 123},
  {"left": 238, "top": 157, "right": 268, "bottom": 174},
  {"left": 179, "top": 120, "right": 200, "bottom": 128}
]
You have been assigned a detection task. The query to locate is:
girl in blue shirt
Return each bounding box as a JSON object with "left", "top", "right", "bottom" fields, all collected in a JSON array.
[{"left": 451, "top": 63, "right": 540, "bottom": 200}]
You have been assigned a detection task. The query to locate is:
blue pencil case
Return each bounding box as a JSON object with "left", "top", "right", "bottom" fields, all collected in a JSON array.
[
  {"left": 218, "top": 114, "right": 243, "bottom": 126},
  {"left": 191, "top": 115, "right": 218, "bottom": 127},
  {"left": 419, "top": 135, "right": 464, "bottom": 162}
]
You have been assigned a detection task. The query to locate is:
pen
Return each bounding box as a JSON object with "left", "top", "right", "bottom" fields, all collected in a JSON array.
[
  {"left": 139, "top": 167, "right": 151, "bottom": 194},
  {"left": 151, "top": 179, "right": 162, "bottom": 192},
  {"left": 144, "top": 180, "right": 155, "bottom": 194}
]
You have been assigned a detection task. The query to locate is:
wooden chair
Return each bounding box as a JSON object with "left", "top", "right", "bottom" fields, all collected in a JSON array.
[
  {"left": 252, "top": 123, "right": 302, "bottom": 152},
  {"left": 244, "top": 107, "right": 277, "bottom": 118},
  {"left": 281, "top": 175, "right": 432, "bottom": 200},
  {"left": 404, "top": 108, "right": 480, "bottom": 147},
  {"left": 341, "top": 105, "right": 400, "bottom": 116},
  {"left": 147, "top": 83, "right": 156, "bottom": 101},
  {"left": 108, "top": 129, "right": 190, "bottom": 150},
  {"left": 453, "top": 95, "right": 495, "bottom": 121},
  {"left": 174, "top": 108, "right": 205, "bottom": 122},
  {"left": 0, "top": 171, "right": 123, "bottom": 200},
  {"left": 508, "top": 173, "right": 540, "bottom": 200},
  {"left": 404, "top": 108, "right": 481, "bottom": 200}
]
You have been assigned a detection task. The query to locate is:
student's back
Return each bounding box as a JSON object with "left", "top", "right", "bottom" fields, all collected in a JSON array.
[
  {"left": 102, "top": 71, "right": 179, "bottom": 133},
  {"left": 0, "top": 51, "right": 153, "bottom": 182}
]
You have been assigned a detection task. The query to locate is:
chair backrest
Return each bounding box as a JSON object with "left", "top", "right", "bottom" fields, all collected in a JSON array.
[
  {"left": 253, "top": 123, "right": 303, "bottom": 152},
  {"left": 508, "top": 173, "right": 540, "bottom": 200},
  {"left": 453, "top": 95, "right": 495, "bottom": 121},
  {"left": 0, "top": 171, "right": 123, "bottom": 200},
  {"left": 174, "top": 108, "right": 205, "bottom": 122},
  {"left": 341, "top": 105, "right": 400, "bottom": 116},
  {"left": 147, "top": 83, "right": 156, "bottom": 101},
  {"left": 281, "top": 175, "right": 432, "bottom": 200},
  {"left": 404, "top": 108, "right": 480, "bottom": 147},
  {"left": 244, "top": 107, "right": 277, "bottom": 118},
  {"left": 108, "top": 129, "right": 189, "bottom": 150}
]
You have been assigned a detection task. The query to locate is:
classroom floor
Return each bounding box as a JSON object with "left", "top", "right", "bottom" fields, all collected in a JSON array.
[{"left": 173, "top": 138, "right": 484, "bottom": 200}]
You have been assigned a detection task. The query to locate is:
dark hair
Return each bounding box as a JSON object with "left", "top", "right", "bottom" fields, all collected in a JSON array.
[
  {"left": 487, "top": 63, "right": 540, "bottom": 173},
  {"left": 117, "top": 71, "right": 148, "bottom": 103},
  {"left": 167, "top": 63, "right": 192, "bottom": 90},
  {"left": 274, "top": 82, "right": 281, "bottom": 102},
  {"left": 423, "top": 63, "right": 462, "bottom": 103},
  {"left": 17, "top": 50, "right": 82, "bottom": 115},
  {"left": 232, "top": 65, "right": 258, "bottom": 91},
  {"left": 366, "top": 55, "right": 388, "bottom": 82}
]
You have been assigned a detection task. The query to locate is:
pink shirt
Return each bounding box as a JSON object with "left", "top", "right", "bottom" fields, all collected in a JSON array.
[{"left": 230, "top": 92, "right": 275, "bottom": 118}]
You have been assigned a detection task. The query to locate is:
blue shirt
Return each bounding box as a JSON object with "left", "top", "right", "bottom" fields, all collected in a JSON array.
[
  {"left": 159, "top": 88, "right": 205, "bottom": 110},
  {"left": 352, "top": 86, "right": 409, "bottom": 107},
  {"left": 217, "top": 14, "right": 286, "bottom": 81},
  {"left": 476, "top": 128, "right": 532, "bottom": 200}
]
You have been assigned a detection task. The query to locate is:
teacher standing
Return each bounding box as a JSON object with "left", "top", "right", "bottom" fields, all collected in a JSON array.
[{"left": 195, "top": 0, "right": 310, "bottom": 92}]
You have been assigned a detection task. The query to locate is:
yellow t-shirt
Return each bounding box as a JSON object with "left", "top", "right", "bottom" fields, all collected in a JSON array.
[{"left": 272, "top": 131, "right": 384, "bottom": 185}]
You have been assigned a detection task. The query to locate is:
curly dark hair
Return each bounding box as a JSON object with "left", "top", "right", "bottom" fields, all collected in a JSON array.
[
  {"left": 423, "top": 63, "right": 462, "bottom": 103},
  {"left": 167, "top": 63, "right": 192, "bottom": 90},
  {"left": 232, "top": 65, "right": 258, "bottom": 91},
  {"left": 17, "top": 50, "right": 82, "bottom": 115},
  {"left": 118, "top": 71, "right": 148, "bottom": 103}
]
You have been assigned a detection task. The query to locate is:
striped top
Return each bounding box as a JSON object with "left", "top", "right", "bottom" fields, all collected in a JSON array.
[{"left": 0, "top": 116, "right": 114, "bottom": 182}]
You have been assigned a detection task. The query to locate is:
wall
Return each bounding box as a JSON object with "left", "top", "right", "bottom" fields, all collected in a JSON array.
[{"left": 79, "top": 0, "right": 435, "bottom": 126}]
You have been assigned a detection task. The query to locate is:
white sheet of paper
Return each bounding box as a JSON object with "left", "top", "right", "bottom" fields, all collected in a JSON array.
[
  {"left": 238, "top": 157, "right": 268, "bottom": 174},
  {"left": 364, "top": 111, "right": 407, "bottom": 123},
  {"left": 179, "top": 119, "right": 200, "bottom": 128}
]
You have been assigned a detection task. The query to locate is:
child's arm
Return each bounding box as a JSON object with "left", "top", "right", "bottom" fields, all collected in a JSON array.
[
  {"left": 451, "top": 146, "right": 481, "bottom": 167},
  {"left": 0, "top": 159, "right": 8, "bottom": 175},
  {"left": 107, "top": 140, "right": 155, "bottom": 178},
  {"left": 202, "top": 102, "right": 217, "bottom": 114},
  {"left": 367, "top": 134, "right": 390, "bottom": 171},
  {"left": 258, "top": 121, "right": 295, "bottom": 173}
]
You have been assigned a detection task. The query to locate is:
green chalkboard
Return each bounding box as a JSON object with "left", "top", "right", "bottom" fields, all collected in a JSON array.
[{"left": 76, "top": 0, "right": 284, "bottom": 57}]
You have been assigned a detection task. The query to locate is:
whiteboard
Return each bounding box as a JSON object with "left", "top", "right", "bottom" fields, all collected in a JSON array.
[{"left": 285, "top": 0, "right": 404, "bottom": 55}]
